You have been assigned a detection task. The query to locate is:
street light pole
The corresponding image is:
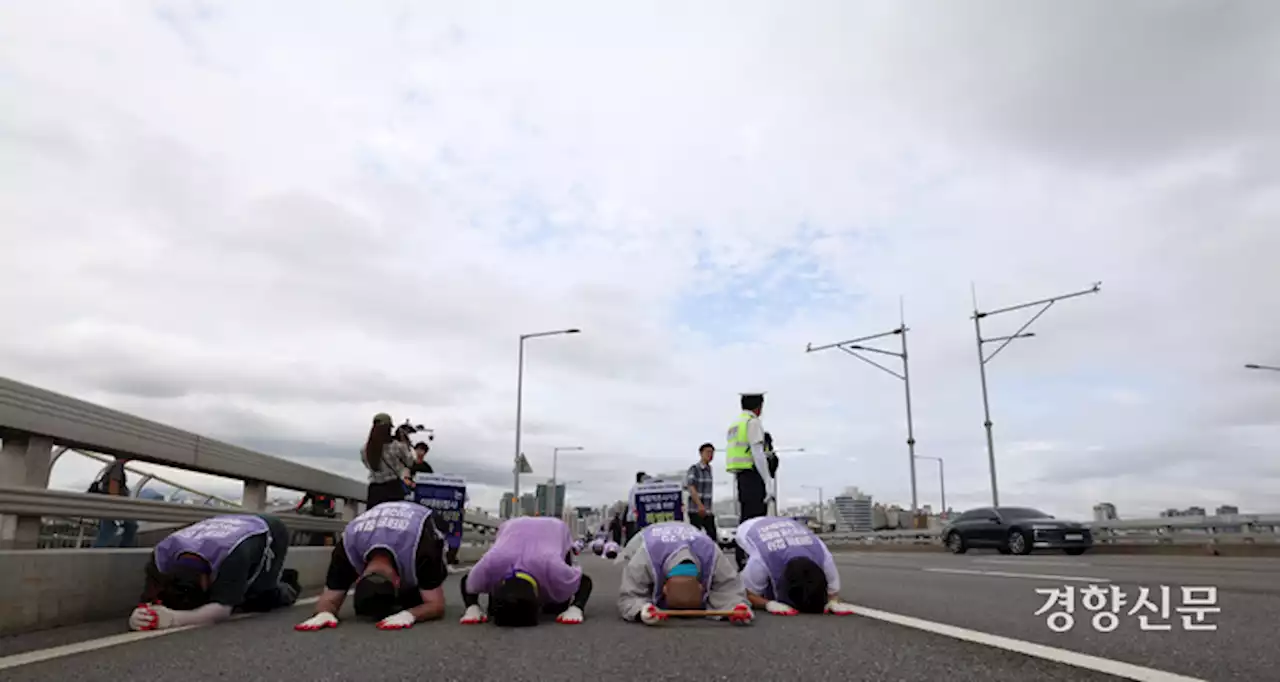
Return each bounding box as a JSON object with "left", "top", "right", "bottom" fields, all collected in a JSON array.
[
  {"left": 513, "top": 328, "right": 581, "bottom": 516},
  {"left": 972, "top": 282, "right": 1100, "bottom": 506},
  {"left": 806, "top": 310, "right": 919, "bottom": 512},
  {"left": 1245, "top": 363, "right": 1280, "bottom": 372},
  {"left": 801, "top": 484, "right": 824, "bottom": 528},
  {"left": 552, "top": 446, "right": 584, "bottom": 487},
  {"left": 768, "top": 447, "right": 804, "bottom": 516},
  {"left": 914, "top": 455, "right": 946, "bottom": 518}
]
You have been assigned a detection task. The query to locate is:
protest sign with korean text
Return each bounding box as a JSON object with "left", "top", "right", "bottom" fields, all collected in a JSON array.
[
  {"left": 632, "top": 480, "right": 685, "bottom": 528},
  {"left": 413, "top": 473, "right": 467, "bottom": 549}
]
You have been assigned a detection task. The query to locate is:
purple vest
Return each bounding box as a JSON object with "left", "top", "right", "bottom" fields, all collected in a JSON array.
[
  {"left": 155, "top": 515, "right": 270, "bottom": 578},
  {"left": 343, "top": 501, "right": 434, "bottom": 588},
  {"left": 740, "top": 518, "right": 825, "bottom": 599},
  {"left": 641, "top": 522, "right": 718, "bottom": 607}
]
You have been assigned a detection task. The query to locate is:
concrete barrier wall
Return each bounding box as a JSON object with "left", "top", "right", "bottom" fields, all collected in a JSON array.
[{"left": 0, "top": 545, "right": 485, "bottom": 635}]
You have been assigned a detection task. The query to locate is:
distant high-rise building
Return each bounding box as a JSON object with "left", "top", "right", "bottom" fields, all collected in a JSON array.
[
  {"left": 1215, "top": 505, "right": 1239, "bottom": 516},
  {"left": 1093, "top": 502, "right": 1118, "bottom": 521},
  {"left": 1161, "top": 506, "right": 1208, "bottom": 518},
  {"left": 535, "top": 483, "right": 566, "bottom": 517},
  {"left": 499, "top": 492, "right": 516, "bottom": 519},
  {"left": 520, "top": 493, "right": 537, "bottom": 516},
  {"left": 834, "top": 490, "right": 873, "bottom": 532}
]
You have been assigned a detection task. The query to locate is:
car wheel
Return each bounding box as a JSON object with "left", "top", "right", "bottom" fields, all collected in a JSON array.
[
  {"left": 945, "top": 531, "right": 967, "bottom": 554},
  {"left": 1006, "top": 529, "right": 1031, "bottom": 555},
  {"left": 1063, "top": 547, "right": 1088, "bottom": 556}
]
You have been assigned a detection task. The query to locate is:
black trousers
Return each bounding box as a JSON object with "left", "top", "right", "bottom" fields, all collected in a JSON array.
[
  {"left": 688, "top": 511, "right": 718, "bottom": 539},
  {"left": 735, "top": 468, "right": 768, "bottom": 569},
  {"left": 366, "top": 480, "right": 407, "bottom": 508},
  {"left": 241, "top": 516, "right": 300, "bottom": 612}
]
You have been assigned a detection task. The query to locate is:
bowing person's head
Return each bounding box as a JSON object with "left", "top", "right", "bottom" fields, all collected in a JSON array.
[
  {"left": 604, "top": 542, "right": 619, "bottom": 560},
  {"left": 661, "top": 560, "right": 704, "bottom": 610},
  {"left": 780, "top": 557, "right": 829, "bottom": 614},
  {"left": 160, "top": 553, "right": 213, "bottom": 610},
  {"left": 490, "top": 572, "right": 540, "bottom": 627},
  {"left": 352, "top": 549, "right": 402, "bottom": 620}
]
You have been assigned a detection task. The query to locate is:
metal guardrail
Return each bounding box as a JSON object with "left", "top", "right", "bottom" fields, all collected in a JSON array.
[
  {"left": 0, "top": 376, "right": 365, "bottom": 502},
  {"left": 56, "top": 446, "right": 242, "bottom": 508},
  {"left": 0, "top": 486, "right": 496, "bottom": 543},
  {"left": 820, "top": 514, "right": 1280, "bottom": 546}
]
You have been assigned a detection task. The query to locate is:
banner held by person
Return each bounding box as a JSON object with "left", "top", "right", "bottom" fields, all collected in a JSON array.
[
  {"left": 632, "top": 480, "right": 684, "bottom": 529},
  {"left": 413, "top": 473, "right": 466, "bottom": 549}
]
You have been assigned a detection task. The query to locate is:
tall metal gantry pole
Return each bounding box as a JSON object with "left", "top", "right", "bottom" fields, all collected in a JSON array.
[
  {"left": 806, "top": 313, "right": 919, "bottom": 513},
  {"left": 1245, "top": 363, "right": 1280, "bottom": 373},
  {"left": 972, "top": 282, "right": 1101, "bottom": 506}
]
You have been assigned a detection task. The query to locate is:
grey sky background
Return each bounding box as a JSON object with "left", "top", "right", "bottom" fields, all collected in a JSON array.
[{"left": 4, "top": 1, "right": 1279, "bottom": 518}]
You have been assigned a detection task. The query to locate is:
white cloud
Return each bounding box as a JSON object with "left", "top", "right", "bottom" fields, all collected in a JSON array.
[{"left": 5, "top": 1, "right": 1280, "bottom": 520}]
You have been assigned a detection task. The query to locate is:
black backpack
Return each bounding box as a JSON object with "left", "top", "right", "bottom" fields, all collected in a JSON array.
[{"left": 87, "top": 464, "right": 128, "bottom": 496}]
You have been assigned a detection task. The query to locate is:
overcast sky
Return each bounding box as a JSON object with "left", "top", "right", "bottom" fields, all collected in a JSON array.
[{"left": 3, "top": 1, "right": 1279, "bottom": 519}]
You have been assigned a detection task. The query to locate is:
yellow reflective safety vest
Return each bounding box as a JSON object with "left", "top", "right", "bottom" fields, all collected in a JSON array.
[{"left": 725, "top": 411, "right": 757, "bottom": 473}]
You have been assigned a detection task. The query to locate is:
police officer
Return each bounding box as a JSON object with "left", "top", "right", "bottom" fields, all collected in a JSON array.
[{"left": 725, "top": 392, "right": 773, "bottom": 570}]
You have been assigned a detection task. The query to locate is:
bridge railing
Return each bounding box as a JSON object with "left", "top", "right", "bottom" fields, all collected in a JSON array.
[
  {"left": 0, "top": 375, "right": 500, "bottom": 549},
  {"left": 0, "top": 485, "right": 498, "bottom": 547},
  {"left": 820, "top": 515, "right": 1280, "bottom": 546}
]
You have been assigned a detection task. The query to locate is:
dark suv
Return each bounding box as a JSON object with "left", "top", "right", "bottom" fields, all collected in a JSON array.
[{"left": 942, "top": 506, "right": 1092, "bottom": 555}]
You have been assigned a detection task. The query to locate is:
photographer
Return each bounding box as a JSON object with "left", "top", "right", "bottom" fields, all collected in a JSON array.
[{"left": 361, "top": 413, "right": 416, "bottom": 508}]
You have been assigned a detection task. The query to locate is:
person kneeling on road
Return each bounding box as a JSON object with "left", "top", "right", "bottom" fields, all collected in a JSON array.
[
  {"left": 736, "top": 516, "right": 854, "bottom": 616},
  {"left": 130, "top": 514, "right": 300, "bottom": 631},
  {"left": 295, "top": 501, "right": 447, "bottom": 631},
  {"left": 617, "top": 521, "right": 752, "bottom": 625},
  {"left": 459, "top": 516, "right": 591, "bottom": 626},
  {"left": 572, "top": 539, "right": 585, "bottom": 555},
  {"left": 603, "top": 540, "right": 620, "bottom": 560},
  {"left": 591, "top": 537, "right": 606, "bottom": 556}
]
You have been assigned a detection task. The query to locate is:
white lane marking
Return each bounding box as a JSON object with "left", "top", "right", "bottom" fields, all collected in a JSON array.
[
  {"left": 852, "top": 604, "right": 1207, "bottom": 682},
  {"left": 973, "top": 559, "right": 1093, "bottom": 568},
  {"left": 925, "top": 567, "right": 1111, "bottom": 583},
  {"left": 0, "top": 595, "right": 322, "bottom": 672}
]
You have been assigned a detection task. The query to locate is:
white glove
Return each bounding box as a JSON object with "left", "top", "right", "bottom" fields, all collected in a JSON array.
[
  {"left": 459, "top": 604, "right": 488, "bottom": 624},
  {"left": 555, "top": 605, "right": 584, "bottom": 624},
  {"left": 294, "top": 611, "right": 339, "bottom": 631},
  {"left": 376, "top": 610, "right": 416, "bottom": 630},
  {"left": 639, "top": 603, "right": 666, "bottom": 625},
  {"left": 825, "top": 600, "right": 855, "bottom": 616},
  {"left": 766, "top": 600, "right": 799, "bottom": 616},
  {"left": 129, "top": 603, "right": 176, "bottom": 631}
]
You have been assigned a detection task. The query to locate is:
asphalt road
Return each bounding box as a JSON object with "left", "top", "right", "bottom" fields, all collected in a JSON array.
[
  {"left": 830, "top": 549, "right": 1280, "bottom": 681},
  {"left": 2, "top": 550, "right": 1274, "bottom": 682}
]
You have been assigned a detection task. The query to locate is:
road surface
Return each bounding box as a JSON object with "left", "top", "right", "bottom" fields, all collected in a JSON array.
[{"left": 2, "top": 550, "right": 1273, "bottom": 681}]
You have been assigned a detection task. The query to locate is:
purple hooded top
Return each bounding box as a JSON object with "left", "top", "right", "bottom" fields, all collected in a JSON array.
[
  {"left": 641, "top": 522, "right": 718, "bottom": 607},
  {"left": 466, "top": 517, "right": 581, "bottom": 604}
]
